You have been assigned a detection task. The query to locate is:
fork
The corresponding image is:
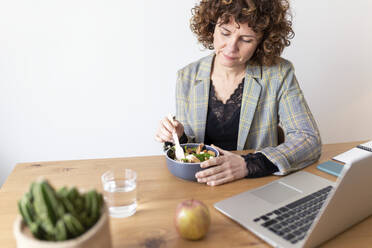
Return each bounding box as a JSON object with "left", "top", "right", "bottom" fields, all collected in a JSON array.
[{"left": 167, "top": 114, "right": 185, "bottom": 161}]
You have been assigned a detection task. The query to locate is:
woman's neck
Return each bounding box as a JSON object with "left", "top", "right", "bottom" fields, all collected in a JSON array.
[
  {"left": 211, "top": 57, "right": 246, "bottom": 82},
  {"left": 210, "top": 56, "right": 247, "bottom": 104}
]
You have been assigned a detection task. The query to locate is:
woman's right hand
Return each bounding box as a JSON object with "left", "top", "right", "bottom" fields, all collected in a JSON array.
[{"left": 154, "top": 116, "right": 184, "bottom": 143}]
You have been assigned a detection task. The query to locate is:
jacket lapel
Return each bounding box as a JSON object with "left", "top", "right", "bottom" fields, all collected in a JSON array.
[
  {"left": 191, "top": 54, "right": 214, "bottom": 143},
  {"left": 237, "top": 64, "right": 262, "bottom": 150}
]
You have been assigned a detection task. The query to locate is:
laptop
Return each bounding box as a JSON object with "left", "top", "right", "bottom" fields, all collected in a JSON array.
[{"left": 214, "top": 152, "right": 372, "bottom": 248}]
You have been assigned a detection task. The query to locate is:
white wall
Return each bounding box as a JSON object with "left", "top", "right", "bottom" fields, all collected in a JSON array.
[
  {"left": 1, "top": 0, "right": 371, "bottom": 187},
  {"left": 285, "top": 1, "right": 372, "bottom": 144}
]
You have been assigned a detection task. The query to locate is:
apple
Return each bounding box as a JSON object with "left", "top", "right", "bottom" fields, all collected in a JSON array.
[{"left": 174, "top": 199, "right": 211, "bottom": 240}]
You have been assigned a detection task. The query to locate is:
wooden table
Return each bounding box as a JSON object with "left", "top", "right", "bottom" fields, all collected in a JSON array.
[{"left": 1, "top": 141, "right": 372, "bottom": 247}]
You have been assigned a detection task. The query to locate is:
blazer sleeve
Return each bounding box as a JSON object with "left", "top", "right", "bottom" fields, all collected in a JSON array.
[{"left": 258, "top": 62, "right": 322, "bottom": 175}]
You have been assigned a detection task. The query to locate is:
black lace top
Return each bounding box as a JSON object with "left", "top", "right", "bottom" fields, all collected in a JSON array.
[
  {"left": 203, "top": 79, "right": 278, "bottom": 177},
  {"left": 204, "top": 81, "right": 244, "bottom": 150}
]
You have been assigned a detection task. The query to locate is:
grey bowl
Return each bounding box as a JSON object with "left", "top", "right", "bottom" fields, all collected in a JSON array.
[{"left": 165, "top": 143, "right": 220, "bottom": 182}]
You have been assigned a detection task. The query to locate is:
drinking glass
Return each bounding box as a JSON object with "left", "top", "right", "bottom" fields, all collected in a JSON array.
[{"left": 101, "top": 169, "right": 137, "bottom": 218}]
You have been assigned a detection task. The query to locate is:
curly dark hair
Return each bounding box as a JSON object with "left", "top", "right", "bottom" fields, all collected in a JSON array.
[{"left": 190, "top": 0, "right": 294, "bottom": 66}]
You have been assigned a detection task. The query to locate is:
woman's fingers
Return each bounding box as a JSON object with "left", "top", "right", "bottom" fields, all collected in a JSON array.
[
  {"left": 207, "top": 176, "right": 234, "bottom": 186},
  {"left": 200, "top": 156, "right": 225, "bottom": 168},
  {"left": 154, "top": 134, "right": 162, "bottom": 142},
  {"left": 162, "top": 117, "right": 176, "bottom": 133},
  {"left": 196, "top": 153, "right": 247, "bottom": 186},
  {"left": 154, "top": 117, "right": 177, "bottom": 143},
  {"left": 196, "top": 163, "right": 225, "bottom": 179},
  {"left": 196, "top": 169, "right": 234, "bottom": 186},
  {"left": 211, "top": 144, "right": 226, "bottom": 156},
  {"left": 155, "top": 116, "right": 185, "bottom": 144},
  {"left": 159, "top": 124, "right": 173, "bottom": 139},
  {"left": 156, "top": 131, "right": 172, "bottom": 143},
  {"left": 197, "top": 168, "right": 235, "bottom": 186}
]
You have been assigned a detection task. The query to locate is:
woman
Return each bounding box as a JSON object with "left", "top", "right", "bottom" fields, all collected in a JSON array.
[{"left": 155, "top": 0, "right": 321, "bottom": 186}]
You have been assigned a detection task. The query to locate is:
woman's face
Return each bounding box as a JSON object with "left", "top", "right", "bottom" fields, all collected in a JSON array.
[{"left": 213, "top": 18, "right": 260, "bottom": 69}]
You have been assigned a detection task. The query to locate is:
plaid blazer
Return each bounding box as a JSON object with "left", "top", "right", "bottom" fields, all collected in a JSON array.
[{"left": 175, "top": 53, "right": 321, "bottom": 175}]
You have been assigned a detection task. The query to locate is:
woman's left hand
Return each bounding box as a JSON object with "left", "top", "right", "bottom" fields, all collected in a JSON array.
[{"left": 195, "top": 145, "right": 248, "bottom": 186}]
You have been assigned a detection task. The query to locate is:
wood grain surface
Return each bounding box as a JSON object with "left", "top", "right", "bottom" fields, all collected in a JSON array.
[{"left": 1, "top": 141, "right": 371, "bottom": 248}]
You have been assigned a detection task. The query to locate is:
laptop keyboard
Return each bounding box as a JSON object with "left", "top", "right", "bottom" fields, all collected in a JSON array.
[{"left": 253, "top": 185, "right": 333, "bottom": 244}]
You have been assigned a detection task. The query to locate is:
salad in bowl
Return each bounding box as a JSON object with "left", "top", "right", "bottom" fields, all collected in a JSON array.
[
  {"left": 178, "top": 143, "right": 216, "bottom": 163},
  {"left": 165, "top": 143, "right": 219, "bottom": 181}
]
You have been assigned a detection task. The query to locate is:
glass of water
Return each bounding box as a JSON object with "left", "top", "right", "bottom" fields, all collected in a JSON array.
[{"left": 101, "top": 168, "right": 137, "bottom": 218}]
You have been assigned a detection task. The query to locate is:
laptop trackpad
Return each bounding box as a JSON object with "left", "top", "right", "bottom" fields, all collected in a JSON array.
[{"left": 252, "top": 181, "right": 301, "bottom": 205}]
